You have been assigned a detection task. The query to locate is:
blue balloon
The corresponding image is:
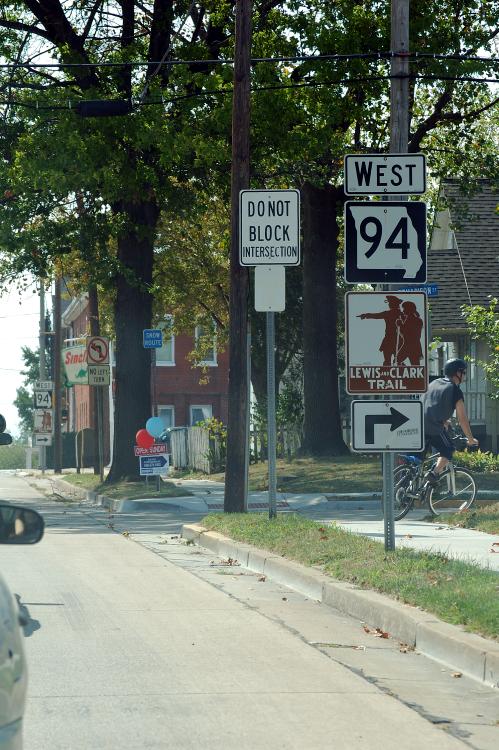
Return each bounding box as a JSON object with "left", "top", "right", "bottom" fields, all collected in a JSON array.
[{"left": 146, "top": 416, "right": 165, "bottom": 438}]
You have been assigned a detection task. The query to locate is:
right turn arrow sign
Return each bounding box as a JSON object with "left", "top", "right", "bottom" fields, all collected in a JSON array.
[
  {"left": 365, "top": 408, "right": 410, "bottom": 444},
  {"left": 351, "top": 400, "right": 423, "bottom": 453}
]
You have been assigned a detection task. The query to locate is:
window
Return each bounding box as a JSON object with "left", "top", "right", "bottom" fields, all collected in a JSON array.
[
  {"left": 157, "top": 406, "right": 174, "bottom": 430},
  {"left": 195, "top": 324, "right": 217, "bottom": 366},
  {"left": 156, "top": 316, "right": 175, "bottom": 365},
  {"left": 190, "top": 405, "right": 212, "bottom": 425}
]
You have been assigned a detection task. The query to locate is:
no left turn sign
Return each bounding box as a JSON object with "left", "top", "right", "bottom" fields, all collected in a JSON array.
[{"left": 86, "top": 336, "right": 109, "bottom": 364}]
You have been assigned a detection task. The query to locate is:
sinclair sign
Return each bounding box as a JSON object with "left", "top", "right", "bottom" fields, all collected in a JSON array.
[
  {"left": 345, "top": 291, "right": 428, "bottom": 394},
  {"left": 62, "top": 344, "right": 88, "bottom": 385}
]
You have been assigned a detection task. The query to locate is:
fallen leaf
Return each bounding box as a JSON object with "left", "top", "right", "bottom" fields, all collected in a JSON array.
[
  {"left": 399, "top": 642, "right": 415, "bottom": 653},
  {"left": 451, "top": 672, "right": 462, "bottom": 678},
  {"left": 258, "top": 576, "right": 266, "bottom": 582},
  {"left": 319, "top": 535, "right": 328, "bottom": 541},
  {"left": 363, "top": 625, "right": 389, "bottom": 638}
]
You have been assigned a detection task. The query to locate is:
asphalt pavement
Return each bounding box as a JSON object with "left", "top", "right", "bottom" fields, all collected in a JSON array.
[{"left": 6, "top": 471, "right": 499, "bottom": 750}]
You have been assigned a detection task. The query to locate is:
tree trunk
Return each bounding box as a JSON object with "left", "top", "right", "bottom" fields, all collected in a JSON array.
[
  {"left": 106, "top": 199, "right": 159, "bottom": 482},
  {"left": 301, "top": 182, "right": 349, "bottom": 456}
]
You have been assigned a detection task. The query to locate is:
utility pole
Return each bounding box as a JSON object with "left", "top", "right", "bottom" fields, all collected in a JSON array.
[
  {"left": 390, "top": 0, "right": 410, "bottom": 154},
  {"left": 88, "top": 285, "right": 101, "bottom": 476},
  {"left": 39, "top": 280, "right": 46, "bottom": 473},
  {"left": 383, "top": 0, "right": 410, "bottom": 550},
  {"left": 224, "top": 0, "right": 251, "bottom": 513},
  {"left": 53, "top": 275, "right": 62, "bottom": 473}
]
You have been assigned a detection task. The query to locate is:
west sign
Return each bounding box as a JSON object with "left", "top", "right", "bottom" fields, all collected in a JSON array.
[
  {"left": 345, "top": 291, "right": 428, "bottom": 394},
  {"left": 344, "top": 154, "right": 426, "bottom": 195}
]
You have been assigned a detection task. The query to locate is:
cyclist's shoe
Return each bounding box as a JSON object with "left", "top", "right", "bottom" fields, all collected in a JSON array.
[{"left": 424, "top": 470, "right": 439, "bottom": 486}]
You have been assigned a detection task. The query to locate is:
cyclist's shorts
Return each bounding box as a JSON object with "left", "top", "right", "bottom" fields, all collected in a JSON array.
[{"left": 425, "top": 430, "right": 454, "bottom": 461}]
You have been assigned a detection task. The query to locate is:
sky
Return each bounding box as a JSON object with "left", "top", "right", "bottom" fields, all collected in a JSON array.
[{"left": 0, "top": 281, "right": 41, "bottom": 438}]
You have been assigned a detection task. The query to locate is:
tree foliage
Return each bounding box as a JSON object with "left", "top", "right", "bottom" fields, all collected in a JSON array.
[{"left": 462, "top": 298, "right": 499, "bottom": 400}]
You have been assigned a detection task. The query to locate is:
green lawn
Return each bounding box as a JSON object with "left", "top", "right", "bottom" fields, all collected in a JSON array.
[
  {"left": 173, "top": 454, "right": 499, "bottom": 496},
  {"left": 201, "top": 513, "right": 499, "bottom": 640},
  {"left": 173, "top": 455, "right": 384, "bottom": 493},
  {"left": 431, "top": 502, "right": 499, "bottom": 535},
  {"left": 61, "top": 472, "right": 192, "bottom": 499}
]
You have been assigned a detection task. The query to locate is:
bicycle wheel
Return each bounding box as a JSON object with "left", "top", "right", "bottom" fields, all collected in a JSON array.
[
  {"left": 427, "top": 468, "right": 476, "bottom": 516},
  {"left": 393, "top": 466, "right": 415, "bottom": 521}
]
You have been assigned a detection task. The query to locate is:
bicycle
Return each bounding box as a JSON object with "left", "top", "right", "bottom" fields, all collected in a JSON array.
[{"left": 392, "top": 435, "right": 477, "bottom": 520}]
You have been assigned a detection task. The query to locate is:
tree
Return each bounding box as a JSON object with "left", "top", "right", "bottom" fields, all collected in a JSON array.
[
  {"left": 462, "top": 298, "right": 499, "bottom": 399},
  {"left": 0, "top": 1, "right": 240, "bottom": 480},
  {"left": 248, "top": 0, "right": 499, "bottom": 454}
]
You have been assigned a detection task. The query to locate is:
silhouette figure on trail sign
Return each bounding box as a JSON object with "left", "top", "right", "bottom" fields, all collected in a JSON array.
[
  {"left": 395, "top": 301, "right": 423, "bottom": 365},
  {"left": 357, "top": 295, "right": 402, "bottom": 366}
]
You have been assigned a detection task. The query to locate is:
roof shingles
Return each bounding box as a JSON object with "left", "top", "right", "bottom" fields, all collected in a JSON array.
[{"left": 428, "top": 180, "right": 499, "bottom": 331}]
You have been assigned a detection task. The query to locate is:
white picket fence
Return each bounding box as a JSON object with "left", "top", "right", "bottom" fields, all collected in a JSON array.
[
  {"left": 169, "top": 427, "right": 221, "bottom": 474},
  {"left": 170, "top": 425, "right": 302, "bottom": 474}
]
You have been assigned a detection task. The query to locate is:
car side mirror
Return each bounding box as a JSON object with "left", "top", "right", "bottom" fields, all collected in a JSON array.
[
  {"left": 0, "top": 413, "right": 11, "bottom": 445},
  {"left": 0, "top": 504, "right": 44, "bottom": 545}
]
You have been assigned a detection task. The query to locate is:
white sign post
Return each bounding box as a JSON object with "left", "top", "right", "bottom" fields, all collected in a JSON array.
[{"left": 239, "top": 188, "right": 300, "bottom": 519}]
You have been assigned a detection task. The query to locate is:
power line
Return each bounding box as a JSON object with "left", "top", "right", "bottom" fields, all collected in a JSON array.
[
  {"left": 1, "top": 72, "right": 497, "bottom": 112},
  {"left": 0, "top": 51, "right": 497, "bottom": 70}
]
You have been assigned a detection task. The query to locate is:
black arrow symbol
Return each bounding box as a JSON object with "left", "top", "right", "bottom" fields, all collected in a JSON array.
[{"left": 365, "top": 408, "right": 410, "bottom": 444}]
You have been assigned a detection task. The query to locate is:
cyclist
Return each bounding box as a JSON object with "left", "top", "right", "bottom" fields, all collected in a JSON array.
[{"left": 423, "top": 358, "right": 479, "bottom": 485}]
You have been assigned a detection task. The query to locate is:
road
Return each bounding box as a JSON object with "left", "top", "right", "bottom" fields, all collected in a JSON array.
[{"left": 1, "top": 472, "right": 498, "bottom": 749}]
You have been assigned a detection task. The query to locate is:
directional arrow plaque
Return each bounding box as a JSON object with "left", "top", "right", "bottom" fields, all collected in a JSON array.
[{"left": 351, "top": 400, "right": 424, "bottom": 453}]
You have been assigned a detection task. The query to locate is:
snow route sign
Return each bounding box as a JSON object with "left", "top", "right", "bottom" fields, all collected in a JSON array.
[
  {"left": 344, "top": 201, "right": 426, "bottom": 284},
  {"left": 239, "top": 189, "right": 300, "bottom": 266},
  {"left": 345, "top": 291, "right": 428, "bottom": 395}
]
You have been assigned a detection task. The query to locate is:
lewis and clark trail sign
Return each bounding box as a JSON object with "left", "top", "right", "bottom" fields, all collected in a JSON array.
[
  {"left": 239, "top": 189, "right": 300, "bottom": 266},
  {"left": 345, "top": 291, "right": 428, "bottom": 395}
]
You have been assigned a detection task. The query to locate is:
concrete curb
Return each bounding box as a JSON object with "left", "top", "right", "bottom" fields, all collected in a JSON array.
[{"left": 182, "top": 523, "right": 499, "bottom": 689}]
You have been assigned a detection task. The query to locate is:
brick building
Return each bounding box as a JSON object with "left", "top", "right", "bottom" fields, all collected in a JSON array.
[{"left": 61, "top": 295, "right": 229, "bottom": 462}]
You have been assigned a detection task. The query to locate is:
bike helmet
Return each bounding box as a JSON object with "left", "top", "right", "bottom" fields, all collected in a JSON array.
[{"left": 444, "top": 358, "right": 467, "bottom": 377}]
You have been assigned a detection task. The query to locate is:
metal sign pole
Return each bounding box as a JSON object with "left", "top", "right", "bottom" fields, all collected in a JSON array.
[
  {"left": 97, "top": 386, "right": 104, "bottom": 483},
  {"left": 266, "top": 311, "right": 277, "bottom": 519},
  {"left": 383, "top": 453, "right": 396, "bottom": 550}
]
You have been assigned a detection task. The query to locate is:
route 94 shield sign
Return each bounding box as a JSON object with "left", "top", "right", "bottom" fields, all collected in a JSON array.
[
  {"left": 344, "top": 201, "right": 426, "bottom": 284},
  {"left": 346, "top": 291, "right": 428, "bottom": 394}
]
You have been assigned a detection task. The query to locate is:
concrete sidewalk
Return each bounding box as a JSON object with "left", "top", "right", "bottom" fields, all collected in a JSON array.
[{"left": 41, "top": 473, "right": 499, "bottom": 572}]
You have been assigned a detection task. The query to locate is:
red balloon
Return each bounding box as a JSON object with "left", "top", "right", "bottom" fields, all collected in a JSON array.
[{"left": 136, "top": 429, "right": 154, "bottom": 449}]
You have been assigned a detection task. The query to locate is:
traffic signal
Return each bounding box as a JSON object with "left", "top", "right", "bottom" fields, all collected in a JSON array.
[{"left": 0, "top": 414, "right": 12, "bottom": 446}]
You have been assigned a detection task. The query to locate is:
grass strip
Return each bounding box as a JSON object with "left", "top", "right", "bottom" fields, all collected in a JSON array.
[
  {"left": 432, "top": 503, "right": 499, "bottom": 535},
  {"left": 61, "top": 473, "right": 192, "bottom": 499},
  {"left": 173, "top": 455, "right": 499, "bottom": 495},
  {"left": 201, "top": 513, "right": 499, "bottom": 640}
]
